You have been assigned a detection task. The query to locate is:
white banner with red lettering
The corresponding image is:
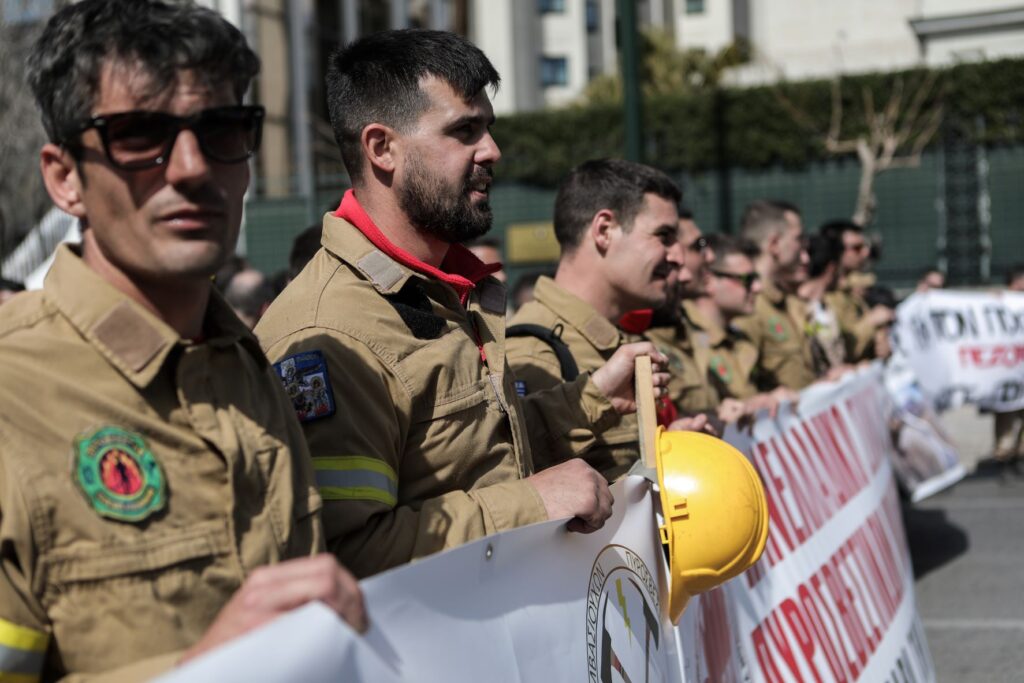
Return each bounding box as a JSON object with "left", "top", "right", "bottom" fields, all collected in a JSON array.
[
  {"left": 892, "top": 290, "right": 1024, "bottom": 411},
  {"left": 677, "top": 367, "right": 935, "bottom": 683},
  {"left": 160, "top": 370, "right": 933, "bottom": 683}
]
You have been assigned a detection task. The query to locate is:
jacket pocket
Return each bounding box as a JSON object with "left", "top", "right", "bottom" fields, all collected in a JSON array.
[{"left": 38, "top": 521, "right": 234, "bottom": 673}]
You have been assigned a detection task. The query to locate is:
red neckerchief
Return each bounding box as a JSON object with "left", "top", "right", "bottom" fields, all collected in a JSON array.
[
  {"left": 334, "top": 189, "right": 501, "bottom": 305},
  {"left": 618, "top": 309, "right": 654, "bottom": 334}
]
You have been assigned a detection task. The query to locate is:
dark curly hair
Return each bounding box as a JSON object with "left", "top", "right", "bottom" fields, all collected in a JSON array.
[{"left": 27, "top": 0, "right": 259, "bottom": 147}]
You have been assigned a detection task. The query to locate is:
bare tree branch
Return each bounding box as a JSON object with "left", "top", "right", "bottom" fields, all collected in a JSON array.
[{"left": 775, "top": 67, "right": 944, "bottom": 227}]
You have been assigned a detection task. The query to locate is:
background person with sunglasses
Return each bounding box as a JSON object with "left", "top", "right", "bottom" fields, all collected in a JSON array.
[
  {"left": 0, "top": 1, "right": 366, "bottom": 679},
  {"left": 678, "top": 234, "right": 799, "bottom": 421},
  {"left": 821, "top": 219, "right": 895, "bottom": 362}
]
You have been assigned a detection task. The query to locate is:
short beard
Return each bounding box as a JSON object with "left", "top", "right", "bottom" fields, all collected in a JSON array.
[{"left": 398, "top": 158, "right": 493, "bottom": 244}]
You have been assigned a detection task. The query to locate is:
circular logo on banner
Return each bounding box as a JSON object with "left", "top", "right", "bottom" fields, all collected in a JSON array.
[
  {"left": 74, "top": 426, "right": 167, "bottom": 523},
  {"left": 585, "top": 544, "right": 666, "bottom": 683}
]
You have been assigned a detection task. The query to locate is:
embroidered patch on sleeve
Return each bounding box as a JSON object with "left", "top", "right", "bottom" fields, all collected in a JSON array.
[
  {"left": 274, "top": 350, "right": 337, "bottom": 423},
  {"left": 514, "top": 379, "right": 527, "bottom": 397},
  {"left": 709, "top": 355, "right": 733, "bottom": 384},
  {"left": 767, "top": 315, "right": 789, "bottom": 342}
]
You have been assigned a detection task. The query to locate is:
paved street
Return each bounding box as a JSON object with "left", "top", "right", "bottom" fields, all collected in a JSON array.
[{"left": 907, "top": 408, "right": 1024, "bottom": 683}]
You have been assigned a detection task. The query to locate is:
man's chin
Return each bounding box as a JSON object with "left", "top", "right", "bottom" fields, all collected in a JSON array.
[{"left": 160, "top": 243, "right": 233, "bottom": 279}]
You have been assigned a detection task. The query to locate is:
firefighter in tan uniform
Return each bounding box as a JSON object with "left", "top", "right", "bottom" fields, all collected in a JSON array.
[
  {"left": 684, "top": 235, "right": 800, "bottom": 416},
  {"left": 820, "top": 220, "right": 894, "bottom": 361},
  {"left": 645, "top": 309, "right": 719, "bottom": 422},
  {"left": 257, "top": 32, "right": 665, "bottom": 579},
  {"left": 682, "top": 301, "right": 757, "bottom": 402},
  {"left": 507, "top": 159, "right": 709, "bottom": 481},
  {"left": 0, "top": 2, "right": 365, "bottom": 679},
  {"left": 733, "top": 200, "right": 819, "bottom": 391},
  {"left": 646, "top": 212, "right": 723, "bottom": 418}
]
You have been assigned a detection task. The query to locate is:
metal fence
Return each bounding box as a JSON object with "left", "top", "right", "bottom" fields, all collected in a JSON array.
[{"left": 244, "top": 141, "right": 1024, "bottom": 291}]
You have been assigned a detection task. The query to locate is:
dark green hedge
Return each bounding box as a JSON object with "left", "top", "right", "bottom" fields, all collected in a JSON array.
[{"left": 492, "top": 57, "right": 1024, "bottom": 187}]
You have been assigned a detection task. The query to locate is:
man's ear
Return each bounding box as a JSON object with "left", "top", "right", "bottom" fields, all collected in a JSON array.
[
  {"left": 40, "top": 143, "right": 86, "bottom": 219},
  {"left": 588, "top": 209, "right": 618, "bottom": 255},
  {"left": 362, "top": 123, "right": 398, "bottom": 177},
  {"left": 765, "top": 231, "right": 782, "bottom": 260}
]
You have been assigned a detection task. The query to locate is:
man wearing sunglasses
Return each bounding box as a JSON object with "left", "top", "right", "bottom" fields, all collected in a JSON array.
[
  {"left": 257, "top": 32, "right": 666, "bottom": 581},
  {"left": 821, "top": 219, "right": 894, "bottom": 361},
  {"left": 0, "top": 1, "right": 365, "bottom": 679},
  {"left": 683, "top": 235, "right": 800, "bottom": 416},
  {"left": 733, "top": 199, "right": 820, "bottom": 391}
]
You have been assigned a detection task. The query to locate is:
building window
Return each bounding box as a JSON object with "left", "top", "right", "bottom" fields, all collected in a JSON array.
[
  {"left": 586, "top": 0, "right": 599, "bottom": 32},
  {"left": 540, "top": 57, "right": 568, "bottom": 87},
  {"left": 539, "top": 0, "right": 566, "bottom": 13},
  {"left": 685, "top": 0, "right": 705, "bottom": 14}
]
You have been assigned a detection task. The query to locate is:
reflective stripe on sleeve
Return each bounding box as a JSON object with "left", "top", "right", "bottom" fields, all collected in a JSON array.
[
  {"left": 0, "top": 618, "right": 47, "bottom": 682},
  {"left": 313, "top": 456, "right": 398, "bottom": 506}
]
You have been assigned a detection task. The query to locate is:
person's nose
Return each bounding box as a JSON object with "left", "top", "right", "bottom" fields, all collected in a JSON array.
[
  {"left": 164, "top": 129, "right": 213, "bottom": 188},
  {"left": 476, "top": 130, "right": 501, "bottom": 166}
]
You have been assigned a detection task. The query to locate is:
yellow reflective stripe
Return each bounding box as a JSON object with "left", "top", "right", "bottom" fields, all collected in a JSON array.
[
  {"left": 312, "top": 456, "right": 397, "bottom": 483},
  {"left": 0, "top": 619, "right": 46, "bottom": 683},
  {"left": 313, "top": 456, "right": 399, "bottom": 506},
  {"left": 0, "top": 621, "right": 46, "bottom": 655},
  {"left": 318, "top": 485, "right": 397, "bottom": 506}
]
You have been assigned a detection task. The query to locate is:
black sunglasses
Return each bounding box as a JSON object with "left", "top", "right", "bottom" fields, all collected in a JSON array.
[
  {"left": 709, "top": 268, "right": 759, "bottom": 291},
  {"left": 69, "top": 105, "right": 265, "bottom": 170},
  {"left": 687, "top": 236, "right": 709, "bottom": 253}
]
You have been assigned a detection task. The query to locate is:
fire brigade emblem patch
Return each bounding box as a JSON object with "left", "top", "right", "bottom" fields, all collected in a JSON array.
[
  {"left": 73, "top": 426, "right": 166, "bottom": 522},
  {"left": 767, "top": 316, "right": 788, "bottom": 342},
  {"left": 274, "top": 350, "right": 337, "bottom": 423},
  {"left": 710, "top": 355, "right": 732, "bottom": 384}
]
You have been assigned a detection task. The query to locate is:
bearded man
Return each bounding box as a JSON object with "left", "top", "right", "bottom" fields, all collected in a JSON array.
[{"left": 256, "top": 30, "right": 666, "bottom": 579}]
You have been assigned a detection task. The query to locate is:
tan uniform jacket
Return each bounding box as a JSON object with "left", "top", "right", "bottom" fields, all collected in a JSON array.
[
  {"left": 506, "top": 277, "right": 641, "bottom": 480},
  {"left": 644, "top": 310, "right": 720, "bottom": 415},
  {"left": 679, "top": 301, "right": 759, "bottom": 402},
  {"left": 256, "top": 213, "right": 618, "bottom": 579},
  {"left": 733, "top": 281, "right": 817, "bottom": 391},
  {"left": 826, "top": 286, "right": 876, "bottom": 361},
  {"left": 0, "top": 246, "right": 321, "bottom": 683}
]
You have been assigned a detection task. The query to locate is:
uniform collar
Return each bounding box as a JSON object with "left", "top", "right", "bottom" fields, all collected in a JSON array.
[
  {"left": 328, "top": 189, "right": 501, "bottom": 305},
  {"left": 681, "top": 299, "right": 728, "bottom": 347},
  {"left": 45, "top": 244, "right": 265, "bottom": 389},
  {"left": 760, "top": 279, "right": 788, "bottom": 308},
  {"left": 532, "top": 276, "right": 621, "bottom": 351}
]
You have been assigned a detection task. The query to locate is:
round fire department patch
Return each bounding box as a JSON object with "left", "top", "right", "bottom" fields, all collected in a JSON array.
[
  {"left": 73, "top": 426, "right": 166, "bottom": 522},
  {"left": 767, "top": 315, "right": 788, "bottom": 342}
]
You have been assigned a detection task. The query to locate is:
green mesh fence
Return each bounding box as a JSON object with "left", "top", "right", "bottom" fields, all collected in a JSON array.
[{"left": 243, "top": 145, "right": 1023, "bottom": 292}]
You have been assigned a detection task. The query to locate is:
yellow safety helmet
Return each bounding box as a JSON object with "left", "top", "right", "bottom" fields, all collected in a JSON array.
[{"left": 654, "top": 427, "right": 769, "bottom": 623}]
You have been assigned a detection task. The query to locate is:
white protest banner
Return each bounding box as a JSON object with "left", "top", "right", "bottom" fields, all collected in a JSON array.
[
  {"left": 159, "top": 370, "right": 935, "bottom": 683},
  {"left": 892, "top": 290, "right": 1024, "bottom": 411},
  {"left": 159, "top": 476, "right": 682, "bottom": 683},
  {"left": 678, "top": 367, "right": 935, "bottom": 683}
]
